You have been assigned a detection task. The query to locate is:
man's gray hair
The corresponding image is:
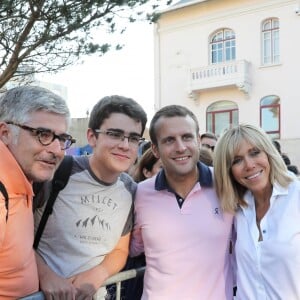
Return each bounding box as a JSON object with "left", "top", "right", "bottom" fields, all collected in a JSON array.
[{"left": 0, "top": 85, "right": 70, "bottom": 124}]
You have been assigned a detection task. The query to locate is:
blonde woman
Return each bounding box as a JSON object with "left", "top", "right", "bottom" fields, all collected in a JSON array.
[{"left": 214, "top": 124, "right": 300, "bottom": 299}]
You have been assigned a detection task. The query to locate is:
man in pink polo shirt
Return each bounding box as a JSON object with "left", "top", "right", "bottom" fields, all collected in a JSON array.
[
  {"left": 0, "top": 86, "right": 73, "bottom": 299},
  {"left": 130, "top": 105, "right": 234, "bottom": 299}
]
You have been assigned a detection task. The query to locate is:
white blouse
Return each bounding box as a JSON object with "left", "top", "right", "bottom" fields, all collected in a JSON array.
[{"left": 235, "top": 179, "right": 300, "bottom": 300}]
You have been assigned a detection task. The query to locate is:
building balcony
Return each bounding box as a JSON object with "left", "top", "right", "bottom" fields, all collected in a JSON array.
[{"left": 189, "top": 60, "right": 251, "bottom": 97}]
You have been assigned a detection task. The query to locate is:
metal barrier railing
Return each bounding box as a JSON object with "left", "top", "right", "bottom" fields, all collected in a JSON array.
[{"left": 19, "top": 266, "right": 145, "bottom": 300}]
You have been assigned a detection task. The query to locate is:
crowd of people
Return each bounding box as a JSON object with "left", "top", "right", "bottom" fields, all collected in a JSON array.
[
  {"left": 272, "top": 140, "right": 299, "bottom": 175},
  {"left": 0, "top": 85, "right": 300, "bottom": 299}
]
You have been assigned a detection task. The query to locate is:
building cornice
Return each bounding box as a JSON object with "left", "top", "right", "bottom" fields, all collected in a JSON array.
[
  {"left": 160, "top": 0, "right": 209, "bottom": 14},
  {"left": 157, "top": 0, "right": 296, "bottom": 33}
]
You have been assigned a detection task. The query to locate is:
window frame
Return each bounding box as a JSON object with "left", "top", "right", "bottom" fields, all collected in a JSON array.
[
  {"left": 261, "top": 18, "right": 280, "bottom": 65},
  {"left": 206, "top": 101, "right": 238, "bottom": 136},
  {"left": 210, "top": 28, "right": 236, "bottom": 64},
  {"left": 260, "top": 95, "right": 281, "bottom": 139}
]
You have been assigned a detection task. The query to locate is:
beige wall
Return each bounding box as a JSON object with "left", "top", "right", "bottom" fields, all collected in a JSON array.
[{"left": 154, "top": 0, "right": 300, "bottom": 168}]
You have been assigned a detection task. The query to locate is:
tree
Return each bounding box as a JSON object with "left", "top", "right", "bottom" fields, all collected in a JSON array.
[{"left": 0, "top": 0, "right": 172, "bottom": 89}]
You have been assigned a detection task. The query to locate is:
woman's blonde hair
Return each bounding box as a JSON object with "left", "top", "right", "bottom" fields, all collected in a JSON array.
[{"left": 213, "top": 124, "right": 293, "bottom": 213}]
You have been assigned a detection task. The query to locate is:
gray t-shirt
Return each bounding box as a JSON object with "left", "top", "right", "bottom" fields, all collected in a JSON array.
[{"left": 34, "top": 155, "right": 135, "bottom": 281}]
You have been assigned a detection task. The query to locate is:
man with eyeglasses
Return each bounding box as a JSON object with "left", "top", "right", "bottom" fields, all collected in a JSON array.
[
  {"left": 0, "top": 86, "right": 73, "bottom": 299},
  {"left": 34, "top": 95, "right": 147, "bottom": 299},
  {"left": 200, "top": 132, "right": 218, "bottom": 152}
]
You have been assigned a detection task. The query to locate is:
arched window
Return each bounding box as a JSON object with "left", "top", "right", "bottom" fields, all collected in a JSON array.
[
  {"left": 206, "top": 101, "right": 238, "bottom": 137},
  {"left": 210, "top": 29, "right": 236, "bottom": 64},
  {"left": 260, "top": 95, "right": 280, "bottom": 138},
  {"left": 262, "top": 18, "right": 279, "bottom": 65}
]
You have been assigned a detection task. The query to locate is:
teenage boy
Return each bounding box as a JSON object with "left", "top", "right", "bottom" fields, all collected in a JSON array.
[{"left": 35, "top": 95, "right": 147, "bottom": 299}]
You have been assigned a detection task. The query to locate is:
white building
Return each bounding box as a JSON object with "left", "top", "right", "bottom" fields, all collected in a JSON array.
[{"left": 154, "top": 0, "right": 300, "bottom": 167}]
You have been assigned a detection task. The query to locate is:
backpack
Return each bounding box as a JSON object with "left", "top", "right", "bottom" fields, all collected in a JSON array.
[
  {"left": 0, "top": 181, "right": 9, "bottom": 222},
  {"left": 33, "top": 155, "right": 73, "bottom": 249}
]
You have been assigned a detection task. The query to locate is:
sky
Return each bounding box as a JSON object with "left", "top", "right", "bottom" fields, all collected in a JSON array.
[{"left": 37, "top": 13, "right": 157, "bottom": 123}]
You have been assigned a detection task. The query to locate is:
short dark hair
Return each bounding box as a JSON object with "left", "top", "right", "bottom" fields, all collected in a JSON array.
[
  {"left": 149, "top": 105, "right": 199, "bottom": 145},
  {"left": 200, "top": 132, "right": 217, "bottom": 141},
  {"left": 88, "top": 95, "right": 147, "bottom": 135},
  {"left": 272, "top": 140, "right": 281, "bottom": 154},
  {"left": 282, "top": 154, "right": 291, "bottom": 166},
  {"left": 287, "top": 165, "right": 299, "bottom": 175}
]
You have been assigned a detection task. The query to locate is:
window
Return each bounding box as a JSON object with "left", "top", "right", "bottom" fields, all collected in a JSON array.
[
  {"left": 262, "top": 18, "right": 279, "bottom": 65},
  {"left": 206, "top": 101, "right": 238, "bottom": 137},
  {"left": 260, "top": 95, "right": 280, "bottom": 139},
  {"left": 210, "top": 29, "right": 236, "bottom": 64}
]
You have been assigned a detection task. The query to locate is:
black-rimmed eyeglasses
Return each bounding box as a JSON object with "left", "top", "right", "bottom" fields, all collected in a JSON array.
[
  {"left": 202, "top": 144, "right": 215, "bottom": 151},
  {"left": 7, "top": 122, "right": 76, "bottom": 150},
  {"left": 94, "top": 129, "right": 144, "bottom": 147}
]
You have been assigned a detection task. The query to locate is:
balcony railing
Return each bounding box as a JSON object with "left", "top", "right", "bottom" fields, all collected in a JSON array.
[
  {"left": 19, "top": 267, "right": 146, "bottom": 300},
  {"left": 189, "top": 60, "right": 251, "bottom": 96}
]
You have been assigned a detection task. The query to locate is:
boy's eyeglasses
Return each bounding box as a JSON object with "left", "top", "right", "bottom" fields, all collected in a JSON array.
[
  {"left": 7, "top": 122, "right": 76, "bottom": 150},
  {"left": 94, "top": 129, "right": 144, "bottom": 147}
]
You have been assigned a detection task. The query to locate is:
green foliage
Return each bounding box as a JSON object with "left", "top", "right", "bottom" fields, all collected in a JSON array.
[{"left": 0, "top": 0, "right": 172, "bottom": 88}]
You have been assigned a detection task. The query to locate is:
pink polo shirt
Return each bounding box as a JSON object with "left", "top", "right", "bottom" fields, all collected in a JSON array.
[{"left": 130, "top": 163, "right": 234, "bottom": 300}]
